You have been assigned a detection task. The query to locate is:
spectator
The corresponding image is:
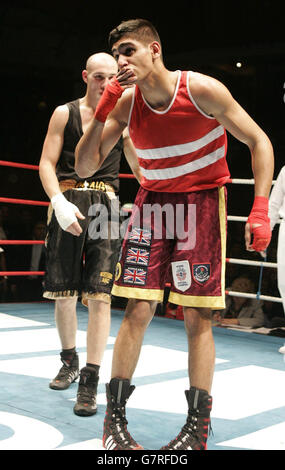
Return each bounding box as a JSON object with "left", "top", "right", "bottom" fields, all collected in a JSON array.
[
  {"left": 268, "top": 166, "right": 285, "bottom": 315},
  {"left": 262, "top": 269, "right": 285, "bottom": 328},
  {"left": 213, "top": 276, "right": 265, "bottom": 328}
]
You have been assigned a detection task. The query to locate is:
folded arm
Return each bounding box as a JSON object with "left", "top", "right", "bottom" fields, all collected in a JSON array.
[{"left": 75, "top": 71, "right": 135, "bottom": 178}]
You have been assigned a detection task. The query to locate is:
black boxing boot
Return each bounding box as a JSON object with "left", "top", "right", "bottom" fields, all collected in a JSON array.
[
  {"left": 103, "top": 378, "right": 144, "bottom": 450},
  {"left": 73, "top": 366, "right": 99, "bottom": 416},
  {"left": 160, "top": 386, "right": 212, "bottom": 450},
  {"left": 49, "top": 349, "right": 79, "bottom": 390}
]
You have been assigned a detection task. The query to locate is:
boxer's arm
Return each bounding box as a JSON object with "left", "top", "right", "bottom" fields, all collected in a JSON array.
[
  {"left": 39, "top": 106, "right": 84, "bottom": 236},
  {"left": 75, "top": 70, "right": 135, "bottom": 178},
  {"left": 75, "top": 112, "right": 125, "bottom": 178},
  {"left": 39, "top": 105, "right": 68, "bottom": 199},
  {"left": 191, "top": 73, "right": 274, "bottom": 252},
  {"left": 122, "top": 128, "right": 142, "bottom": 184}
]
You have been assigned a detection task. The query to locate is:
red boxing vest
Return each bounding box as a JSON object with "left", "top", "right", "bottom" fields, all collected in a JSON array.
[{"left": 128, "top": 70, "right": 230, "bottom": 192}]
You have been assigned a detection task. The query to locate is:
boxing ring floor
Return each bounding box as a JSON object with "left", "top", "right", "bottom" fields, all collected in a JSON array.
[{"left": 0, "top": 301, "right": 284, "bottom": 451}]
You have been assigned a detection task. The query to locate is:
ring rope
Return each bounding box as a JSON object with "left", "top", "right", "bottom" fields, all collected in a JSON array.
[
  {"left": 0, "top": 160, "right": 135, "bottom": 179},
  {"left": 0, "top": 197, "right": 281, "bottom": 227},
  {"left": 0, "top": 159, "right": 282, "bottom": 304},
  {"left": 0, "top": 240, "right": 44, "bottom": 245},
  {"left": 225, "top": 290, "right": 282, "bottom": 303},
  {"left": 229, "top": 178, "right": 276, "bottom": 185},
  {"left": 0, "top": 242, "right": 276, "bottom": 267},
  {"left": 228, "top": 215, "right": 281, "bottom": 224},
  {"left": 0, "top": 271, "right": 45, "bottom": 276},
  {"left": 0, "top": 162, "right": 275, "bottom": 184},
  {"left": 0, "top": 197, "right": 49, "bottom": 207},
  {"left": 0, "top": 160, "right": 39, "bottom": 171},
  {"left": 226, "top": 257, "right": 277, "bottom": 268}
]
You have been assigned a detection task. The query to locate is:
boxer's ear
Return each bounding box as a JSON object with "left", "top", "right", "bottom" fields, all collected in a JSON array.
[
  {"left": 150, "top": 41, "right": 161, "bottom": 60},
  {"left": 82, "top": 70, "right": 88, "bottom": 84}
]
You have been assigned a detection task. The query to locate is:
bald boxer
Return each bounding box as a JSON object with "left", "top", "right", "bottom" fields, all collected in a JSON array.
[{"left": 39, "top": 52, "right": 140, "bottom": 417}]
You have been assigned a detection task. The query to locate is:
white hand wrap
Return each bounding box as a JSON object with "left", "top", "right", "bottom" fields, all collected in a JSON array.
[{"left": 51, "top": 193, "right": 79, "bottom": 231}]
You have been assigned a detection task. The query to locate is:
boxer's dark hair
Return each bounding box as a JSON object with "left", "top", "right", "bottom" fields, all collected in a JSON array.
[{"left": 108, "top": 19, "right": 161, "bottom": 49}]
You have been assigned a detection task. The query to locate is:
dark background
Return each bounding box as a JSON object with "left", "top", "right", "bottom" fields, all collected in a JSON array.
[
  {"left": 0, "top": 1, "right": 285, "bottom": 306},
  {"left": 1, "top": 1, "right": 285, "bottom": 208}
]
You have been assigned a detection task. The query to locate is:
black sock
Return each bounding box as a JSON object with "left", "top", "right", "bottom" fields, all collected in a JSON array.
[
  {"left": 61, "top": 347, "right": 76, "bottom": 364},
  {"left": 86, "top": 363, "right": 100, "bottom": 375}
]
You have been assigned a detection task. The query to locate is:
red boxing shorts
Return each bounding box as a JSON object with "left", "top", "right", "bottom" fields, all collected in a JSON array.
[{"left": 112, "top": 186, "right": 227, "bottom": 309}]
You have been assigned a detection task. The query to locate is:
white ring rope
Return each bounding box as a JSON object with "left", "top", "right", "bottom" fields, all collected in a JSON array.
[
  {"left": 231, "top": 178, "right": 276, "bottom": 185},
  {"left": 225, "top": 290, "right": 282, "bottom": 303},
  {"left": 228, "top": 215, "right": 281, "bottom": 223},
  {"left": 226, "top": 177, "right": 281, "bottom": 303},
  {"left": 227, "top": 258, "right": 277, "bottom": 269},
  {"left": 0, "top": 175, "right": 281, "bottom": 304}
]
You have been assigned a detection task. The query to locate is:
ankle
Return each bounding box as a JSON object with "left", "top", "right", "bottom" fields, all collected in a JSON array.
[
  {"left": 86, "top": 363, "right": 100, "bottom": 374},
  {"left": 60, "top": 347, "right": 77, "bottom": 364}
]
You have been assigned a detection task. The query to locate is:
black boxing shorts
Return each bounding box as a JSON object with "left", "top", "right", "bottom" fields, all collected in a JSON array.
[{"left": 43, "top": 183, "right": 122, "bottom": 306}]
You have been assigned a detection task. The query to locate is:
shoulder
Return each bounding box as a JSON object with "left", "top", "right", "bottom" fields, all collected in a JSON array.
[
  {"left": 52, "top": 103, "right": 70, "bottom": 122},
  {"left": 189, "top": 71, "right": 233, "bottom": 115},
  {"left": 48, "top": 104, "right": 70, "bottom": 132},
  {"left": 189, "top": 72, "right": 230, "bottom": 98}
]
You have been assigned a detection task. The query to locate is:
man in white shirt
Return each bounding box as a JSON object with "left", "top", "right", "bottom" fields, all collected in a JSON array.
[
  {"left": 268, "top": 166, "right": 285, "bottom": 354},
  {"left": 268, "top": 166, "right": 285, "bottom": 311}
]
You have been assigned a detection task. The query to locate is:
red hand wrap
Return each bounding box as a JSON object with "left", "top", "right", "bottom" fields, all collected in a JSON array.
[
  {"left": 94, "top": 77, "right": 124, "bottom": 123},
  {"left": 247, "top": 196, "right": 271, "bottom": 251}
]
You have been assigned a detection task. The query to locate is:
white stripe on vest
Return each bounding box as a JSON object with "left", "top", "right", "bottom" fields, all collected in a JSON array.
[
  {"left": 136, "top": 125, "right": 224, "bottom": 160},
  {"left": 140, "top": 145, "right": 225, "bottom": 180}
]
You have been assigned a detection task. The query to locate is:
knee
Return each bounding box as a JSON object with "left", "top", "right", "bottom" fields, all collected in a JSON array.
[
  {"left": 88, "top": 299, "right": 111, "bottom": 316},
  {"left": 183, "top": 307, "right": 212, "bottom": 336},
  {"left": 124, "top": 299, "right": 156, "bottom": 330},
  {"left": 55, "top": 297, "right": 77, "bottom": 314}
]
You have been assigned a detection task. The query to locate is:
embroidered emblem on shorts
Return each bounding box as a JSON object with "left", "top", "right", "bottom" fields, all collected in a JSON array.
[
  {"left": 171, "top": 261, "right": 191, "bottom": 292},
  {"left": 115, "top": 262, "right": 122, "bottom": 281},
  {"left": 126, "top": 246, "right": 150, "bottom": 266},
  {"left": 128, "top": 226, "right": 152, "bottom": 246},
  {"left": 123, "top": 266, "right": 147, "bottom": 286},
  {"left": 100, "top": 271, "right": 113, "bottom": 285},
  {"left": 192, "top": 263, "right": 211, "bottom": 285}
]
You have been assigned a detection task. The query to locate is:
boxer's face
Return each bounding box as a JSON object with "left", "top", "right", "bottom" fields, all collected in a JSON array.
[
  {"left": 112, "top": 37, "right": 161, "bottom": 83},
  {"left": 83, "top": 60, "right": 118, "bottom": 99}
]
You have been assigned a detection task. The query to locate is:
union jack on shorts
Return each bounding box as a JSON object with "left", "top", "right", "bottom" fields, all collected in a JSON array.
[
  {"left": 126, "top": 246, "right": 150, "bottom": 266},
  {"left": 123, "top": 266, "right": 147, "bottom": 285},
  {"left": 128, "top": 227, "right": 152, "bottom": 246}
]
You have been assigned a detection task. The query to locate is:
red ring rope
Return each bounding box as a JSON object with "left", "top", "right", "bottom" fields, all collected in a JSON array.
[
  {"left": 0, "top": 197, "right": 49, "bottom": 206},
  {"left": 0, "top": 160, "right": 39, "bottom": 171},
  {"left": 0, "top": 271, "right": 45, "bottom": 276},
  {"left": 0, "top": 240, "right": 44, "bottom": 245},
  {"left": 0, "top": 158, "right": 281, "bottom": 304},
  {"left": 0, "top": 159, "right": 135, "bottom": 179}
]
